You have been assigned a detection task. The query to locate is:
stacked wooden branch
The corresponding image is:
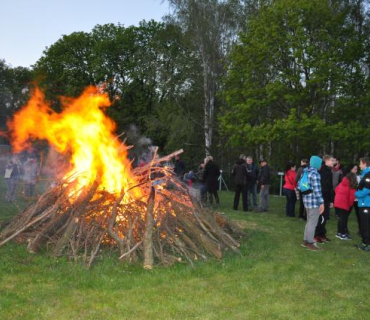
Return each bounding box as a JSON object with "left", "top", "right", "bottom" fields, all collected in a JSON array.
[{"left": 0, "top": 150, "right": 246, "bottom": 269}]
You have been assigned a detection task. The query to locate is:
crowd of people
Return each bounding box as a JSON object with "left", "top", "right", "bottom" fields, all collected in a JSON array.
[
  {"left": 183, "top": 152, "right": 370, "bottom": 253},
  {"left": 6, "top": 150, "right": 370, "bottom": 253},
  {"left": 176, "top": 154, "right": 221, "bottom": 208},
  {"left": 281, "top": 155, "right": 370, "bottom": 252}
]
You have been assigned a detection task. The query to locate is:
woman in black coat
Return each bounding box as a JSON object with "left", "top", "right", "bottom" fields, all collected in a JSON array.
[{"left": 203, "top": 156, "right": 220, "bottom": 206}]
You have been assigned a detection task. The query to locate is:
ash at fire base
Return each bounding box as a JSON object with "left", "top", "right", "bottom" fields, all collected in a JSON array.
[{"left": 0, "top": 86, "right": 245, "bottom": 268}]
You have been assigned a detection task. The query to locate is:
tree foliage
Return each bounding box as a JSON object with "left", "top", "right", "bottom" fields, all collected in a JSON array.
[
  {"left": 220, "top": 0, "right": 370, "bottom": 167},
  {"left": 0, "top": 60, "right": 32, "bottom": 141}
]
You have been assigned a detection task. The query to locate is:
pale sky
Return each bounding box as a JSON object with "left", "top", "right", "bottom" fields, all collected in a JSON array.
[{"left": 0, "top": 0, "right": 170, "bottom": 68}]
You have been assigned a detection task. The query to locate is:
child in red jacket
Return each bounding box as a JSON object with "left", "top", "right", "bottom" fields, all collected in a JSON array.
[{"left": 334, "top": 172, "right": 358, "bottom": 240}]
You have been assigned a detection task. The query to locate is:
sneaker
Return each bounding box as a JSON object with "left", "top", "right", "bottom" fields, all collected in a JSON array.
[
  {"left": 306, "top": 242, "right": 320, "bottom": 251},
  {"left": 341, "top": 234, "right": 352, "bottom": 241},
  {"left": 301, "top": 241, "right": 309, "bottom": 248},
  {"left": 354, "top": 242, "right": 366, "bottom": 249},
  {"left": 336, "top": 233, "right": 349, "bottom": 240},
  {"left": 359, "top": 244, "right": 370, "bottom": 252},
  {"left": 314, "top": 236, "right": 323, "bottom": 243},
  {"left": 321, "top": 236, "right": 331, "bottom": 242}
]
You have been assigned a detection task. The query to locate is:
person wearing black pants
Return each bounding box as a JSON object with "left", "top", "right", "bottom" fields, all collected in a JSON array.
[
  {"left": 355, "top": 157, "right": 370, "bottom": 251},
  {"left": 336, "top": 208, "right": 350, "bottom": 235},
  {"left": 232, "top": 155, "right": 248, "bottom": 211},
  {"left": 315, "top": 155, "right": 335, "bottom": 242},
  {"left": 203, "top": 156, "right": 221, "bottom": 207},
  {"left": 359, "top": 208, "right": 370, "bottom": 248},
  {"left": 283, "top": 162, "right": 297, "bottom": 217}
]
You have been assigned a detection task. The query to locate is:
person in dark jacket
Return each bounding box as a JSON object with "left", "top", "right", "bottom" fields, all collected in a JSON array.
[
  {"left": 256, "top": 159, "right": 271, "bottom": 212},
  {"left": 315, "top": 154, "right": 335, "bottom": 243},
  {"left": 246, "top": 156, "right": 259, "bottom": 210},
  {"left": 295, "top": 159, "right": 309, "bottom": 220},
  {"left": 174, "top": 155, "right": 186, "bottom": 180},
  {"left": 203, "top": 156, "right": 220, "bottom": 207},
  {"left": 232, "top": 154, "right": 248, "bottom": 211}
]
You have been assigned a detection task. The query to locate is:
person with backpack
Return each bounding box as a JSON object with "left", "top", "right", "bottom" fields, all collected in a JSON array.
[
  {"left": 295, "top": 159, "right": 309, "bottom": 220},
  {"left": 334, "top": 172, "right": 358, "bottom": 240},
  {"left": 301, "top": 156, "right": 325, "bottom": 251},
  {"left": 283, "top": 162, "right": 297, "bottom": 217},
  {"left": 354, "top": 157, "right": 370, "bottom": 251}
]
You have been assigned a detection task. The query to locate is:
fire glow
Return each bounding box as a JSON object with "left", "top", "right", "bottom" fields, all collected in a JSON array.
[
  {"left": 1, "top": 86, "right": 244, "bottom": 269},
  {"left": 7, "top": 86, "right": 142, "bottom": 200}
]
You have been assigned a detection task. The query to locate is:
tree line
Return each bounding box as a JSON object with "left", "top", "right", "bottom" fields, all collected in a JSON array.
[{"left": 1, "top": 0, "right": 370, "bottom": 185}]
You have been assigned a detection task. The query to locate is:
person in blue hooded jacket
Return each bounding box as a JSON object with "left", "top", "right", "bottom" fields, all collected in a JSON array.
[
  {"left": 301, "top": 156, "right": 325, "bottom": 251},
  {"left": 354, "top": 157, "right": 370, "bottom": 251}
]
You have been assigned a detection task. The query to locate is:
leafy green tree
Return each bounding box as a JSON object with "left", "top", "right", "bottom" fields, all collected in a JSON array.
[
  {"left": 220, "top": 0, "right": 370, "bottom": 167},
  {"left": 0, "top": 60, "right": 32, "bottom": 141},
  {"left": 166, "top": 0, "right": 243, "bottom": 156}
]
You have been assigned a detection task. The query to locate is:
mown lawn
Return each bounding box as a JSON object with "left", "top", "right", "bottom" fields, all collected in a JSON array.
[{"left": 1, "top": 181, "right": 370, "bottom": 319}]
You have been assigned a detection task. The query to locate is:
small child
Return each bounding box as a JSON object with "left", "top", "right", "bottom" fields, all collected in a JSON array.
[{"left": 334, "top": 172, "right": 358, "bottom": 240}]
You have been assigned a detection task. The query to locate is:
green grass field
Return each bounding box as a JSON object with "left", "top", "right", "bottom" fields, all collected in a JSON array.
[{"left": 1, "top": 180, "right": 370, "bottom": 319}]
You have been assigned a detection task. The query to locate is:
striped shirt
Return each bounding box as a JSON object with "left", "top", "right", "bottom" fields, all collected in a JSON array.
[{"left": 302, "top": 166, "right": 324, "bottom": 208}]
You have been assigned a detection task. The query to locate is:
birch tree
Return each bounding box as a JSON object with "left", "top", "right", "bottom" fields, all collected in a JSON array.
[{"left": 166, "top": 0, "right": 242, "bottom": 156}]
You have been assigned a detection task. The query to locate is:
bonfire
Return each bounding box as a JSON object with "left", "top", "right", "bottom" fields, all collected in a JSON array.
[{"left": 0, "top": 86, "right": 245, "bottom": 269}]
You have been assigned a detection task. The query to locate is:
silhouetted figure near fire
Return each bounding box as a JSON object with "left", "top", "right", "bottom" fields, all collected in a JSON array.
[
  {"left": 203, "top": 156, "right": 220, "bottom": 208},
  {"left": 4, "top": 157, "right": 21, "bottom": 202},
  {"left": 23, "top": 156, "right": 38, "bottom": 197},
  {"left": 174, "top": 155, "right": 186, "bottom": 180}
]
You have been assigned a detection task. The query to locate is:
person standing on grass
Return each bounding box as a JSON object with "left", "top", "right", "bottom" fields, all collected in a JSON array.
[
  {"left": 232, "top": 154, "right": 248, "bottom": 212},
  {"left": 246, "top": 156, "right": 259, "bottom": 210},
  {"left": 343, "top": 164, "right": 360, "bottom": 235},
  {"left": 315, "top": 155, "right": 335, "bottom": 243},
  {"left": 301, "top": 156, "right": 325, "bottom": 251},
  {"left": 4, "top": 157, "right": 21, "bottom": 202},
  {"left": 203, "top": 156, "right": 220, "bottom": 208},
  {"left": 295, "top": 159, "right": 309, "bottom": 220},
  {"left": 354, "top": 157, "right": 370, "bottom": 252},
  {"left": 23, "top": 156, "right": 38, "bottom": 197},
  {"left": 283, "top": 162, "right": 297, "bottom": 217},
  {"left": 256, "top": 159, "right": 270, "bottom": 212},
  {"left": 174, "top": 155, "right": 186, "bottom": 181},
  {"left": 334, "top": 172, "right": 357, "bottom": 240}
]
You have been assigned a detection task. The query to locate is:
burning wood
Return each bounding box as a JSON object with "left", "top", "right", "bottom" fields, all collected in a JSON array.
[
  {"left": 0, "top": 86, "right": 245, "bottom": 268},
  {"left": 0, "top": 157, "right": 245, "bottom": 268}
]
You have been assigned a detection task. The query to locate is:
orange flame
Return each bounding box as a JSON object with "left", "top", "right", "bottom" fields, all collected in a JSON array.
[{"left": 7, "top": 86, "right": 142, "bottom": 199}]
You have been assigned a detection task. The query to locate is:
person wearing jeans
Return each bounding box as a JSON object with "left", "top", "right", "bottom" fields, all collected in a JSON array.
[
  {"left": 301, "top": 156, "right": 325, "bottom": 251},
  {"left": 257, "top": 159, "right": 270, "bottom": 212},
  {"left": 246, "top": 156, "right": 259, "bottom": 210}
]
